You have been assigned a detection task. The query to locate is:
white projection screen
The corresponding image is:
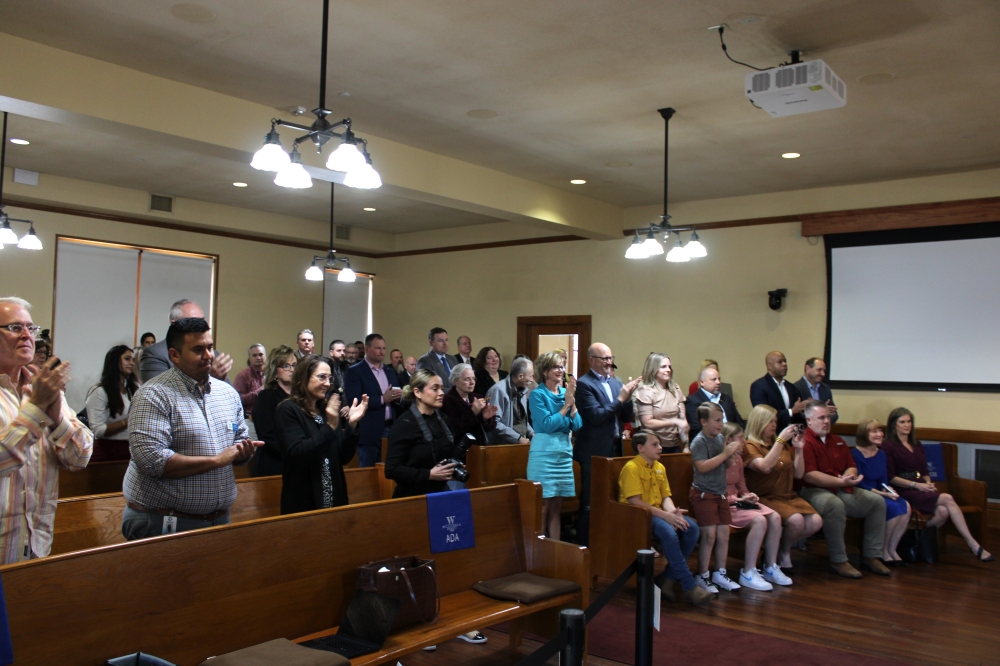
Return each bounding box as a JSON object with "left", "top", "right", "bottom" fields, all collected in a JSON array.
[
  {"left": 322, "top": 270, "right": 372, "bottom": 353},
  {"left": 826, "top": 223, "right": 1000, "bottom": 391}
]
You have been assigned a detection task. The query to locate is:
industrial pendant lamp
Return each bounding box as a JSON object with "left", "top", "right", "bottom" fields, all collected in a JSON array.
[
  {"left": 305, "top": 181, "right": 356, "bottom": 282},
  {"left": 624, "top": 107, "right": 705, "bottom": 262},
  {"left": 0, "top": 112, "right": 42, "bottom": 250},
  {"left": 251, "top": 0, "right": 381, "bottom": 190}
]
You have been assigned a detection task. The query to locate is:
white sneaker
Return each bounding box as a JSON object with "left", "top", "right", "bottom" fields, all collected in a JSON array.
[
  {"left": 458, "top": 631, "right": 488, "bottom": 644},
  {"left": 712, "top": 568, "right": 741, "bottom": 592},
  {"left": 762, "top": 564, "right": 793, "bottom": 587},
  {"left": 696, "top": 572, "right": 719, "bottom": 594},
  {"left": 739, "top": 568, "right": 774, "bottom": 591}
]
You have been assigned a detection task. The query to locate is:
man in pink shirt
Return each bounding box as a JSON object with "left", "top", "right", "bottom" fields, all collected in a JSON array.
[
  {"left": 344, "top": 334, "right": 402, "bottom": 467},
  {"left": 233, "top": 344, "right": 266, "bottom": 417}
]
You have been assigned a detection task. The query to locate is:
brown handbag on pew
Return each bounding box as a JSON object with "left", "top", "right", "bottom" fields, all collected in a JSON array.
[{"left": 357, "top": 555, "right": 440, "bottom": 631}]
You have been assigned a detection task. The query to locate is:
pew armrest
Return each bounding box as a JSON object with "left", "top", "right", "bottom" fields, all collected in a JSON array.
[
  {"left": 530, "top": 536, "right": 590, "bottom": 608},
  {"left": 948, "top": 475, "right": 988, "bottom": 513}
]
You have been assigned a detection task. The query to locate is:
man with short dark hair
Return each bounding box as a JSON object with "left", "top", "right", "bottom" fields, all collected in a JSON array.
[
  {"left": 0, "top": 296, "right": 93, "bottom": 562},
  {"left": 295, "top": 329, "right": 315, "bottom": 359},
  {"left": 794, "top": 357, "right": 838, "bottom": 424},
  {"left": 799, "top": 400, "right": 889, "bottom": 579},
  {"left": 456, "top": 336, "right": 473, "bottom": 365},
  {"left": 749, "top": 351, "right": 805, "bottom": 431},
  {"left": 139, "top": 299, "right": 232, "bottom": 382},
  {"left": 328, "top": 339, "right": 348, "bottom": 398},
  {"left": 123, "top": 317, "right": 258, "bottom": 540},
  {"left": 417, "top": 327, "right": 459, "bottom": 390},
  {"left": 345, "top": 333, "right": 402, "bottom": 466},
  {"left": 486, "top": 357, "right": 534, "bottom": 444},
  {"left": 685, "top": 365, "right": 744, "bottom": 439},
  {"left": 389, "top": 349, "right": 410, "bottom": 386}
]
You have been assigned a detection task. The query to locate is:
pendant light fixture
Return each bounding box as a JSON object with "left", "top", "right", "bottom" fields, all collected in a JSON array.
[
  {"left": 305, "top": 181, "right": 356, "bottom": 282},
  {"left": 0, "top": 112, "right": 42, "bottom": 251},
  {"left": 251, "top": 0, "right": 381, "bottom": 190},
  {"left": 624, "top": 107, "right": 705, "bottom": 262}
]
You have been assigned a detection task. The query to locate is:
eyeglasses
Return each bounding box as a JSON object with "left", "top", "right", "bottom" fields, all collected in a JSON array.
[
  {"left": 278, "top": 363, "right": 297, "bottom": 370},
  {"left": 0, "top": 323, "right": 42, "bottom": 336},
  {"left": 590, "top": 355, "right": 615, "bottom": 362},
  {"left": 312, "top": 373, "right": 332, "bottom": 382}
]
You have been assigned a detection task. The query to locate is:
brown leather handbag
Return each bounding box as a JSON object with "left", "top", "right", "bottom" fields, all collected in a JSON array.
[{"left": 356, "top": 556, "right": 440, "bottom": 631}]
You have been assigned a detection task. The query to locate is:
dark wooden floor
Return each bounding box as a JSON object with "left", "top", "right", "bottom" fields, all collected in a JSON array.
[{"left": 400, "top": 529, "right": 1000, "bottom": 666}]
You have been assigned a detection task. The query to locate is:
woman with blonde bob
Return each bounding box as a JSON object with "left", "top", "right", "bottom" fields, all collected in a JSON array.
[
  {"left": 741, "top": 404, "right": 822, "bottom": 572},
  {"left": 634, "top": 352, "right": 689, "bottom": 453},
  {"left": 527, "top": 350, "right": 582, "bottom": 540}
]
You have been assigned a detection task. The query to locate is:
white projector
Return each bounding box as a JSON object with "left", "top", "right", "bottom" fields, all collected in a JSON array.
[{"left": 745, "top": 59, "right": 846, "bottom": 117}]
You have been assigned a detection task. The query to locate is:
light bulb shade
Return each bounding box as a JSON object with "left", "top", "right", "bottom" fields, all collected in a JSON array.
[
  {"left": 685, "top": 239, "right": 707, "bottom": 258},
  {"left": 642, "top": 235, "right": 664, "bottom": 256},
  {"left": 337, "top": 265, "right": 357, "bottom": 282},
  {"left": 0, "top": 222, "right": 18, "bottom": 245},
  {"left": 625, "top": 235, "right": 649, "bottom": 259},
  {"left": 665, "top": 240, "right": 690, "bottom": 263},
  {"left": 17, "top": 227, "right": 43, "bottom": 250},
  {"left": 304, "top": 262, "right": 324, "bottom": 281},
  {"left": 274, "top": 148, "right": 313, "bottom": 189},
  {"left": 343, "top": 161, "right": 382, "bottom": 189},
  {"left": 250, "top": 131, "right": 290, "bottom": 172},
  {"left": 326, "top": 141, "right": 367, "bottom": 173}
]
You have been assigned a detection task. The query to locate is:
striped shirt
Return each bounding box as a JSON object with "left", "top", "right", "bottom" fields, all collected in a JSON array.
[
  {"left": 124, "top": 367, "right": 248, "bottom": 514},
  {"left": 0, "top": 369, "right": 94, "bottom": 562}
]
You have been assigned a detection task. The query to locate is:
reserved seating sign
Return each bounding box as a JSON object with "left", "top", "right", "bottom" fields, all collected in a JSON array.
[{"left": 426, "top": 490, "right": 476, "bottom": 553}]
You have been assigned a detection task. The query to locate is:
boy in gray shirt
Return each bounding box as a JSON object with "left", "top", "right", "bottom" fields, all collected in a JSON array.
[{"left": 689, "top": 403, "right": 742, "bottom": 593}]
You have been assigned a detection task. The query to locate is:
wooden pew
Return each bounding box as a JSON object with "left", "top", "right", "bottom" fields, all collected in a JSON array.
[
  {"left": 50, "top": 467, "right": 387, "bottom": 556},
  {"left": 2, "top": 480, "right": 589, "bottom": 666},
  {"left": 60, "top": 459, "right": 250, "bottom": 498},
  {"left": 929, "top": 442, "right": 987, "bottom": 551},
  {"left": 465, "top": 443, "right": 581, "bottom": 514}
]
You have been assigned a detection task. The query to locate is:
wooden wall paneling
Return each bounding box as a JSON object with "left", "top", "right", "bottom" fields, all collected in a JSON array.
[{"left": 800, "top": 196, "right": 1000, "bottom": 236}]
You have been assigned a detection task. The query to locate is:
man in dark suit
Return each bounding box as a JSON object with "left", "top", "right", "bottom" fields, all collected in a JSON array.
[
  {"left": 417, "top": 327, "right": 459, "bottom": 390},
  {"left": 345, "top": 333, "right": 402, "bottom": 467},
  {"left": 455, "top": 336, "right": 473, "bottom": 365},
  {"left": 793, "top": 357, "right": 839, "bottom": 424},
  {"left": 749, "top": 351, "right": 805, "bottom": 431},
  {"left": 139, "top": 298, "right": 232, "bottom": 383},
  {"left": 389, "top": 348, "right": 410, "bottom": 386},
  {"left": 574, "top": 342, "right": 641, "bottom": 546},
  {"left": 686, "top": 365, "right": 745, "bottom": 439}
]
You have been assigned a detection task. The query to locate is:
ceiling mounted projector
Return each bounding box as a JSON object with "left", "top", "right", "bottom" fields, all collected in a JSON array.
[{"left": 745, "top": 59, "right": 846, "bottom": 117}]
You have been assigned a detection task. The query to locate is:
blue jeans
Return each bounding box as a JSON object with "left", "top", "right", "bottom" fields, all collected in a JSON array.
[
  {"left": 359, "top": 425, "right": 392, "bottom": 467},
  {"left": 652, "top": 515, "right": 700, "bottom": 591},
  {"left": 121, "top": 506, "right": 231, "bottom": 541}
]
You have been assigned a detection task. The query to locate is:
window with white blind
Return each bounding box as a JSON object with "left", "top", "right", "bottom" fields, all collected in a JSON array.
[
  {"left": 322, "top": 269, "right": 372, "bottom": 353},
  {"left": 52, "top": 237, "right": 216, "bottom": 410}
]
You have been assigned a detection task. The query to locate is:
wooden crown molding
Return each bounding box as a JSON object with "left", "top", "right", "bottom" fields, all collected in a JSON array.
[{"left": 800, "top": 196, "right": 1000, "bottom": 236}]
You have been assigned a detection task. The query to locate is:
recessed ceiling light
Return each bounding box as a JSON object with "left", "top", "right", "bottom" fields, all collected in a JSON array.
[
  {"left": 605, "top": 161, "right": 631, "bottom": 168},
  {"left": 781, "top": 152, "right": 801, "bottom": 159},
  {"left": 363, "top": 207, "right": 376, "bottom": 211},
  {"left": 9, "top": 138, "right": 29, "bottom": 146},
  {"left": 570, "top": 179, "right": 587, "bottom": 185},
  {"left": 233, "top": 182, "right": 248, "bottom": 187},
  {"left": 467, "top": 109, "right": 498, "bottom": 119},
  {"left": 339, "top": 92, "right": 351, "bottom": 98}
]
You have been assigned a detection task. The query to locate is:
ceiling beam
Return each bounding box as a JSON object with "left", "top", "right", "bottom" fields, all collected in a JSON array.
[{"left": 0, "top": 33, "right": 624, "bottom": 240}]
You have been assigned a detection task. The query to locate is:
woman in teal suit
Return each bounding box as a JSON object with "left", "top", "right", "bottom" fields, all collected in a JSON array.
[{"left": 527, "top": 350, "right": 582, "bottom": 539}]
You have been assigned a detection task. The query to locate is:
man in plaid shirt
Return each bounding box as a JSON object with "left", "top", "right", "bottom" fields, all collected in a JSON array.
[{"left": 122, "top": 317, "right": 259, "bottom": 539}]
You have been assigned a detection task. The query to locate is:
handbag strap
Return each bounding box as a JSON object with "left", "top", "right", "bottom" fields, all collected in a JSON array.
[{"left": 399, "top": 566, "right": 441, "bottom": 624}]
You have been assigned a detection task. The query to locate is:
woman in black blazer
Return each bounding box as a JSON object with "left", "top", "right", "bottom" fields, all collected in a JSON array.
[
  {"left": 275, "top": 354, "right": 368, "bottom": 514},
  {"left": 251, "top": 345, "right": 296, "bottom": 477},
  {"left": 441, "top": 363, "right": 498, "bottom": 446},
  {"left": 472, "top": 346, "right": 508, "bottom": 398},
  {"left": 385, "top": 369, "right": 462, "bottom": 498}
]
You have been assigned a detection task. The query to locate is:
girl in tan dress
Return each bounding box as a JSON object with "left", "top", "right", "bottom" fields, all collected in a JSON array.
[
  {"left": 634, "top": 352, "right": 689, "bottom": 453},
  {"left": 742, "top": 404, "right": 823, "bottom": 571}
]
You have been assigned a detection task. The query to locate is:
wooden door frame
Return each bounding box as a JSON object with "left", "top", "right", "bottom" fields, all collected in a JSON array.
[{"left": 516, "top": 315, "right": 592, "bottom": 362}]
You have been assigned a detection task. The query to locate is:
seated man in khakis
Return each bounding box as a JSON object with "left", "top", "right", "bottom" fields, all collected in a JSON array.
[
  {"left": 798, "top": 400, "right": 890, "bottom": 579},
  {"left": 122, "top": 317, "right": 258, "bottom": 540},
  {"left": 618, "top": 432, "right": 712, "bottom": 606}
]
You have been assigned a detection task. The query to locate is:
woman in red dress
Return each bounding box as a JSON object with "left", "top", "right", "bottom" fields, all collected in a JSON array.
[{"left": 883, "top": 407, "right": 993, "bottom": 562}]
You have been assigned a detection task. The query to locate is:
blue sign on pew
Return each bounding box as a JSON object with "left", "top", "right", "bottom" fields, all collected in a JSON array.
[
  {"left": 923, "top": 443, "right": 945, "bottom": 482},
  {"left": 427, "top": 489, "right": 475, "bottom": 554},
  {"left": 0, "top": 573, "right": 13, "bottom": 665}
]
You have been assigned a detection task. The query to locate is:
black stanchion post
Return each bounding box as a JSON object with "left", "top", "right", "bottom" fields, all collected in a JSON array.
[
  {"left": 559, "top": 608, "right": 586, "bottom": 666},
  {"left": 635, "top": 549, "right": 655, "bottom": 666}
]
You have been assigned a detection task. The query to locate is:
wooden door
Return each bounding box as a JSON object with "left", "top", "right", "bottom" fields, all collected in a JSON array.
[{"left": 516, "top": 315, "right": 591, "bottom": 378}]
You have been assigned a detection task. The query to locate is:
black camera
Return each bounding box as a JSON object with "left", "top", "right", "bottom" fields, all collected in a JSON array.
[{"left": 441, "top": 433, "right": 477, "bottom": 483}]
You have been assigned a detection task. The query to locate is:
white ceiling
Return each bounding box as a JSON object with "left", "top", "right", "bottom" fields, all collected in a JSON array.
[{"left": 1, "top": 0, "right": 999, "bottom": 220}]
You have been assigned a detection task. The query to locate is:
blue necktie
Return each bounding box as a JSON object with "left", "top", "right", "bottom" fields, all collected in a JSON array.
[{"left": 439, "top": 355, "right": 450, "bottom": 372}]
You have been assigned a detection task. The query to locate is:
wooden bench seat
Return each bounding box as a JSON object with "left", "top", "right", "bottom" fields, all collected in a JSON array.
[
  {"left": 59, "top": 458, "right": 251, "bottom": 498},
  {"left": 51, "top": 467, "right": 387, "bottom": 556},
  {"left": 465, "top": 443, "right": 581, "bottom": 514},
  {"left": 2, "top": 480, "right": 587, "bottom": 666}
]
